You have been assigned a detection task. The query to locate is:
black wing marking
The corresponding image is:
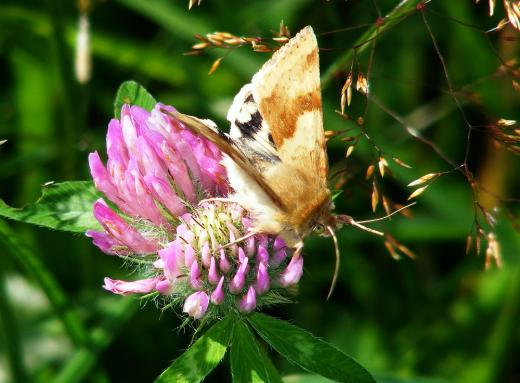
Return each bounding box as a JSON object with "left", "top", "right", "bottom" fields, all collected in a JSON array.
[
  {"left": 163, "top": 109, "right": 287, "bottom": 211},
  {"left": 228, "top": 84, "right": 280, "bottom": 171}
]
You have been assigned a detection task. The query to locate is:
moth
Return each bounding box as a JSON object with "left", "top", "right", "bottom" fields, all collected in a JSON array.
[{"left": 165, "top": 26, "right": 381, "bottom": 297}]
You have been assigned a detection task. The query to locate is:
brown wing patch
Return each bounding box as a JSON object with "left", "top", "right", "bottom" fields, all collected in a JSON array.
[
  {"left": 305, "top": 47, "right": 319, "bottom": 67},
  {"left": 260, "top": 87, "right": 322, "bottom": 148}
]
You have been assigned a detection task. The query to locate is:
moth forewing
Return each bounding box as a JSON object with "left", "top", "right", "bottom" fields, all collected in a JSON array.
[{"left": 174, "top": 28, "right": 344, "bottom": 289}]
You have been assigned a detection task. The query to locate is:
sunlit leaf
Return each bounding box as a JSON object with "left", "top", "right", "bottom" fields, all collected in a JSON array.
[
  {"left": 155, "top": 316, "right": 233, "bottom": 383},
  {"left": 114, "top": 80, "right": 157, "bottom": 118},
  {"left": 248, "top": 313, "right": 375, "bottom": 383},
  {"left": 0, "top": 181, "right": 101, "bottom": 232},
  {"left": 231, "top": 319, "right": 282, "bottom": 383}
]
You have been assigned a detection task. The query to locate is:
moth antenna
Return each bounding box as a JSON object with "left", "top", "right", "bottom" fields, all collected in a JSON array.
[
  {"left": 348, "top": 219, "right": 384, "bottom": 236},
  {"left": 325, "top": 225, "right": 340, "bottom": 301},
  {"left": 219, "top": 231, "right": 256, "bottom": 250},
  {"left": 356, "top": 202, "right": 416, "bottom": 224},
  {"left": 336, "top": 214, "right": 384, "bottom": 236}
]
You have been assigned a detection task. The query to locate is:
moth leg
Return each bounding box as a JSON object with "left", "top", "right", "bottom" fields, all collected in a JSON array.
[
  {"left": 292, "top": 242, "right": 304, "bottom": 259},
  {"left": 218, "top": 231, "right": 256, "bottom": 250},
  {"left": 198, "top": 197, "right": 235, "bottom": 206}
]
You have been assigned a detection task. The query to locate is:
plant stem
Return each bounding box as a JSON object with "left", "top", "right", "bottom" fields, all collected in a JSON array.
[
  {"left": 45, "top": 0, "right": 80, "bottom": 177},
  {"left": 321, "top": 0, "right": 423, "bottom": 89}
]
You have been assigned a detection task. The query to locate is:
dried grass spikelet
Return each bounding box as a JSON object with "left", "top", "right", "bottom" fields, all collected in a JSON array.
[
  {"left": 340, "top": 72, "right": 353, "bottom": 113},
  {"left": 512, "top": 80, "right": 520, "bottom": 93},
  {"left": 277, "top": 20, "right": 291, "bottom": 39},
  {"left": 465, "top": 233, "right": 473, "bottom": 255},
  {"left": 382, "top": 196, "right": 392, "bottom": 217},
  {"left": 497, "top": 118, "right": 517, "bottom": 126},
  {"left": 384, "top": 234, "right": 416, "bottom": 260},
  {"left": 393, "top": 203, "right": 414, "bottom": 218},
  {"left": 251, "top": 41, "right": 273, "bottom": 53},
  {"left": 189, "top": 25, "right": 291, "bottom": 61},
  {"left": 208, "top": 58, "right": 223, "bottom": 75},
  {"left": 489, "top": 0, "right": 496, "bottom": 15},
  {"left": 324, "top": 130, "right": 338, "bottom": 141},
  {"left": 486, "top": 119, "right": 520, "bottom": 154},
  {"left": 378, "top": 157, "right": 388, "bottom": 178},
  {"left": 494, "top": 18, "right": 509, "bottom": 31},
  {"left": 366, "top": 164, "right": 375, "bottom": 179},
  {"left": 371, "top": 182, "right": 379, "bottom": 212},
  {"left": 407, "top": 172, "right": 440, "bottom": 187},
  {"left": 384, "top": 240, "right": 399, "bottom": 260},
  {"left": 485, "top": 232, "right": 502, "bottom": 269},
  {"left": 392, "top": 157, "right": 412, "bottom": 169},
  {"left": 504, "top": 0, "right": 520, "bottom": 30},
  {"left": 355, "top": 72, "right": 369, "bottom": 95},
  {"left": 407, "top": 185, "right": 429, "bottom": 201},
  {"left": 188, "top": 0, "right": 202, "bottom": 9}
]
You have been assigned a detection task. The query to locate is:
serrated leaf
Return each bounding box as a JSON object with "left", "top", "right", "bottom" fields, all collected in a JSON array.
[
  {"left": 248, "top": 313, "right": 375, "bottom": 383},
  {"left": 0, "top": 181, "right": 101, "bottom": 232},
  {"left": 231, "top": 319, "right": 279, "bottom": 383},
  {"left": 155, "top": 316, "right": 233, "bottom": 383},
  {"left": 114, "top": 80, "right": 157, "bottom": 118}
]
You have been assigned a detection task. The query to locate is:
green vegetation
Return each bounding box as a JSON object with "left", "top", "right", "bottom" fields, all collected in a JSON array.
[{"left": 0, "top": 0, "right": 519, "bottom": 382}]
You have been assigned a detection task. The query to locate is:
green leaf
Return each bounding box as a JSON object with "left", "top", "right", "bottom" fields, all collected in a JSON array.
[
  {"left": 0, "top": 181, "right": 101, "bottom": 232},
  {"left": 260, "top": 347, "right": 284, "bottom": 383},
  {"left": 114, "top": 80, "right": 157, "bottom": 118},
  {"left": 155, "top": 316, "right": 233, "bottom": 383},
  {"left": 248, "top": 313, "right": 375, "bottom": 383},
  {"left": 231, "top": 319, "right": 283, "bottom": 383}
]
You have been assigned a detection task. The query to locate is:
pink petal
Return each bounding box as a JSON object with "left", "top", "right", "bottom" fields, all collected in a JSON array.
[
  {"left": 103, "top": 277, "right": 159, "bottom": 295},
  {"left": 211, "top": 276, "right": 225, "bottom": 305},
  {"left": 208, "top": 257, "right": 220, "bottom": 285},
  {"left": 238, "top": 286, "right": 256, "bottom": 313},
  {"left": 278, "top": 254, "right": 304, "bottom": 287},
  {"left": 85, "top": 230, "right": 124, "bottom": 255},
  {"left": 183, "top": 291, "right": 209, "bottom": 319},
  {"left": 255, "top": 262, "right": 269, "bottom": 295},
  {"left": 93, "top": 199, "right": 156, "bottom": 254}
]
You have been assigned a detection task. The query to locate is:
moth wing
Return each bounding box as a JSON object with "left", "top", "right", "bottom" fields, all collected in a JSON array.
[
  {"left": 252, "top": 26, "right": 328, "bottom": 182},
  {"left": 168, "top": 111, "right": 286, "bottom": 212},
  {"left": 240, "top": 26, "right": 330, "bottom": 229},
  {"left": 226, "top": 83, "right": 280, "bottom": 173}
]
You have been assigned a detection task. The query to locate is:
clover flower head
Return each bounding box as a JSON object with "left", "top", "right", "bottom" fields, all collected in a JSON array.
[{"left": 87, "top": 103, "right": 303, "bottom": 320}]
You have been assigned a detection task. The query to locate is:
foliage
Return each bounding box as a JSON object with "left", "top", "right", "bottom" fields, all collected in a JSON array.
[{"left": 0, "top": 0, "right": 519, "bottom": 382}]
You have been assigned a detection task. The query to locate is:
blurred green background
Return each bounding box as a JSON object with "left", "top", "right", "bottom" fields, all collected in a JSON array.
[{"left": 0, "top": 0, "right": 519, "bottom": 382}]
